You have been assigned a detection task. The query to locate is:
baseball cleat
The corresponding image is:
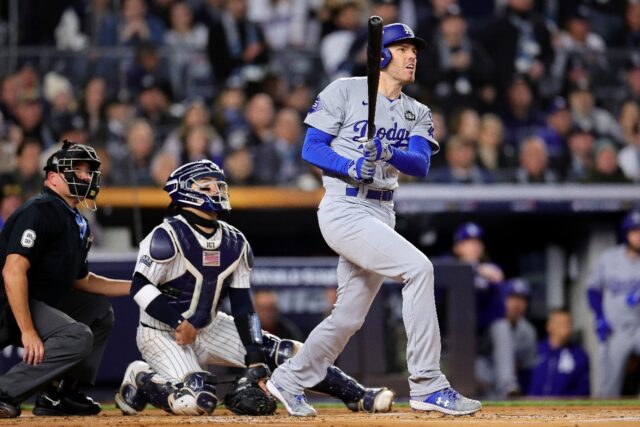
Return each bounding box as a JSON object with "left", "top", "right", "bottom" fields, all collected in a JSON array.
[
  {"left": 347, "top": 387, "right": 395, "bottom": 412},
  {"left": 410, "top": 387, "right": 481, "bottom": 416},
  {"left": 0, "top": 400, "right": 20, "bottom": 418},
  {"left": 266, "top": 379, "right": 317, "bottom": 417}
]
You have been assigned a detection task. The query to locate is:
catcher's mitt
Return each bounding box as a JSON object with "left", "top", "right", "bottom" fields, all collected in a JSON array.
[{"left": 224, "top": 377, "right": 277, "bottom": 416}]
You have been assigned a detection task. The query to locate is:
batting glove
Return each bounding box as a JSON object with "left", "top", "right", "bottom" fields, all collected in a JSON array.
[
  {"left": 626, "top": 289, "right": 640, "bottom": 307},
  {"left": 347, "top": 157, "right": 376, "bottom": 182},
  {"left": 595, "top": 316, "right": 612, "bottom": 343},
  {"left": 362, "top": 137, "right": 394, "bottom": 162}
]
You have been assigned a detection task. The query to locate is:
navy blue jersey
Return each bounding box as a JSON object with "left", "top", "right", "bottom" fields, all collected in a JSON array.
[{"left": 528, "top": 339, "right": 590, "bottom": 396}]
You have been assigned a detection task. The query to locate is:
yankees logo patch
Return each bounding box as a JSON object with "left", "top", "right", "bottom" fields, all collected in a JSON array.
[
  {"left": 140, "top": 255, "right": 153, "bottom": 267},
  {"left": 20, "top": 229, "right": 36, "bottom": 248},
  {"left": 203, "top": 251, "right": 221, "bottom": 266}
]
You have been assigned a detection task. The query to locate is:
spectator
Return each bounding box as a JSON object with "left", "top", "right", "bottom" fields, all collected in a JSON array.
[
  {"left": 150, "top": 151, "right": 177, "bottom": 187},
  {"left": 584, "top": 139, "right": 630, "bottom": 183},
  {"left": 13, "top": 94, "right": 51, "bottom": 149},
  {"left": 476, "top": 113, "right": 511, "bottom": 176},
  {"left": 180, "top": 124, "right": 224, "bottom": 166},
  {"left": 610, "top": 1, "right": 640, "bottom": 48},
  {"left": 97, "top": 0, "right": 165, "bottom": 47},
  {"left": 247, "top": 0, "right": 311, "bottom": 51},
  {"left": 134, "top": 80, "right": 175, "bottom": 142},
  {"left": 206, "top": 0, "right": 269, "bottom": 88},
  {"left": 537, "top": 97, "right": 573, "bottom": 172},
  {"left": 511, "top": 136, "right": 559, "bottom": 184},
  {"left": 79, "top": 77, "right": 108, "bottom": 147},
  {"left": 0, "top": 74, "right": 22, "bottom": 125},
  {"left": 164, "top": 2, "right": 211, "bottom": 100},
  {"left": 618, "top": 100, "right": 640, "bottom": 145},
  {"left": 126, "top": 42, "right": 172, "bottom": 99},
  {"left": 320, "top": 1, "right": 361, "bottom": 79},
  {"left": 212, "top": 85, "right": 247, "bottom": 139},
  {"left": 109, "top": 119, "right": 157, "bottom": 186},
  {"left": 564, "top": 127, "right": 596, "bottom": 182},
  {"left": 618, "top": 119, "right": 640, "bottom": 182},
  {"left": 528, "top": 309, "right": 590, "bottom": 397},
  {"left": 253, "top": 289, "right": 304, "bottom": 341},
  {"left": 0, "top": 185, "right": 23, "bottom": 231},
  {"left": 162, "top": 100, "right": 223, "bottom": 165},
  {"left": 227, "top": 93, "right": 275, "bottom": 151},
  {"left": 417, "top": 4, "right": 494, "bottom": 115},
  {"left": 568, "top": 85, "right": 623, "bottom": 143},
  {"left": 42, "top": 72, "right": 80, "bottom": 143},
  {"left": 223, "top": 147, "right": 257, "bottom": 185},
  {"left": 478, "top": 0, "right": 553, "bottom": 97},
  {"left": 415, "top": 0, "right": 458, "bottom": 46},
  {"left": 551, "top": 5, "right": 609, "bottom": 98},
  {"left": 428, "top": 135, "right": 494, "bottom": 184},
  {"left": 617, "top": 55, "right": 640, "bottom": 109},
  {"left": 0, "top": 138, "right": 44, "bottom": 199},
  {"left": 499, "top": 76, "right": 545, "bottom": 151}
]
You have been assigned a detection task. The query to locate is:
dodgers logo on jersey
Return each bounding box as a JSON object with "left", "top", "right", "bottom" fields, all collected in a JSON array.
[
  {"left": 203, "top": 251, "right": 221, "bottom": 266},
  {"left": 352, "top": 120, "right": 409, "bottom": 147}
]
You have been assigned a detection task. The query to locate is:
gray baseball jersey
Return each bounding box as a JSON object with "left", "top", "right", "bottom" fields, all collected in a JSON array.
[
  {"left": 305, "top": 77, "right": 439, "bottom": 190},
  {"left": 586, "top": 245, "right": 640, "bottom": 396},
  {"left": 270, "top": 77, "right": 451, "bottom": 399}
]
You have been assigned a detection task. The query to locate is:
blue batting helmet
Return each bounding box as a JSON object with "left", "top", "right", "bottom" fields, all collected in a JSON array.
[
  {"left": 453, "top": 222, "right": 484, "bottom": 243},
  {"left": 621, "top": 210, "right": 640, "bottom": 240},
  {"left": 380, "top": 23, "right": 426, "bottom": 68},
  {"left": 164, "top": 160, "right": 231, "bottom": 212}
]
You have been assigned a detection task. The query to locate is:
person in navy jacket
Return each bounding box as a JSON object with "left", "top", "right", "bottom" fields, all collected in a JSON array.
[{"left": 528, "top": 308, "right": 590, "bottom": 396}]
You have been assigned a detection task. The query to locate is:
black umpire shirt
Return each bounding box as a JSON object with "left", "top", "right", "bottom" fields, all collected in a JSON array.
[{"left": 0, "top": 187, "right": 92, "bottom": 307}]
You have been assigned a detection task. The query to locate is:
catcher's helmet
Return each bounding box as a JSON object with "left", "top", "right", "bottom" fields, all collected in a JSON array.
[
  {"left": 621, "top": 210, "right": 640, "bottom": 241},
  {"left": 380, "top": 23, "right": 426, "bottom": 68},
  {"left": 164, "top": 160, "right": 231, "bottom": 212},
  {"left": 44, "top": 140, "right": 101, "bottom": 200}
]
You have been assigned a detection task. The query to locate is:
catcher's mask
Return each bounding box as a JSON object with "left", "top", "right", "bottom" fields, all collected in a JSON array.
[
  {"left": 164, "top": 160, "right": 231, "bottom": 213},
  {"left": 44, "top": 140, "right": 102, "bottom": 210}
]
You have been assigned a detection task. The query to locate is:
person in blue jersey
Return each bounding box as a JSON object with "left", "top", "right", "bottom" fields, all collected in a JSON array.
[{"left": 528, "top": 308, "right": 589, "bottom": 396}]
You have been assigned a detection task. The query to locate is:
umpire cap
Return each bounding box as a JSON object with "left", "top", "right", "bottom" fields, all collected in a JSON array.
[{"left": 453, "top": 222, "right": 484, "bottom": 243}]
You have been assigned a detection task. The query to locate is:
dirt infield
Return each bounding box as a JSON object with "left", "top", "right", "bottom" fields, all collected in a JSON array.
[{"left": 2, "top": 405, "right": 640, "bottom": 427}]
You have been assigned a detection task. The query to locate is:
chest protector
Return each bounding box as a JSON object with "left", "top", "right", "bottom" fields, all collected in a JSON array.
[{"left": 161, "top": 218, "right": 245, "bottom": 327}]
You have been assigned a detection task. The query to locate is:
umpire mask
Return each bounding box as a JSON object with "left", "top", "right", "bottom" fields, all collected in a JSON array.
[{"left": 44, "top": 140, "right": 102, "bottom": 210}]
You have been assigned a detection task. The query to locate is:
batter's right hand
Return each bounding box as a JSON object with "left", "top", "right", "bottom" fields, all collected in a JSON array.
[
  {"left": 22, "top": 329, "right": 44, "bottom": 365},
  {"left": 347, "top": 157, "right": 375, "bottom": 182},
  {"left": 175, "top": 319, "right": 197, "bottom": 345}
]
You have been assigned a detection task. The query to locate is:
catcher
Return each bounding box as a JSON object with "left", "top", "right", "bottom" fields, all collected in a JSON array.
[{"left": 115, "top": 160, "right": 394, "bottom": 416}]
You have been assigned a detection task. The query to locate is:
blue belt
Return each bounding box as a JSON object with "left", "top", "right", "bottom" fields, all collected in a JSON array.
[{"left": 345, "top": 187, "right": 394, "bottom": 201}]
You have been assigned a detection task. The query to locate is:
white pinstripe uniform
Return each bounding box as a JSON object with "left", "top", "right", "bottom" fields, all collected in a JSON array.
[{"left": 133, "top": 215, "right": 251, "bottom": 382}]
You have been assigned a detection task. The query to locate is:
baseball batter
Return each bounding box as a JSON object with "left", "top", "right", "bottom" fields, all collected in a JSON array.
[
  {"left": 267, "top": 23, "right": 481, "bottom": 416},
  {"left": 114, "top": 160, "right": 394, "bottom": 416},
  {"left": 587, "top": 210, "right": 640, "bottom": 397}
]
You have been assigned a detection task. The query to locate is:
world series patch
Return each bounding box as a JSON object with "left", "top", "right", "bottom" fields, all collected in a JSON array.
[{"left": 203, "top": 251, "right": 221, "bottom": 266}]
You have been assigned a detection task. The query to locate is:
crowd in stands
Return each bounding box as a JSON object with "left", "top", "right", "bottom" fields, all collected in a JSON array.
[{"left": 1, "top": 0, "right": 640, "bottom": 206}]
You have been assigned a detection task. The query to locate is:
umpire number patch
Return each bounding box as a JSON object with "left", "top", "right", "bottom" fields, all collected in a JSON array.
[{"left": 20, "top": 229, "right": 36, "bottom": 248}]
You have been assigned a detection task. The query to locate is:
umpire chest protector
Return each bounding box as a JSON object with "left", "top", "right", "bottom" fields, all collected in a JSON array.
[{"left": 154, "top": 217, "right": 246, "bottom": 327}]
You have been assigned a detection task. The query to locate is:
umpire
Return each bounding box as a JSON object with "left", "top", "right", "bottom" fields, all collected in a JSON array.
[{"left": 0, "top": 141, "right": 130, "bottom": 418}]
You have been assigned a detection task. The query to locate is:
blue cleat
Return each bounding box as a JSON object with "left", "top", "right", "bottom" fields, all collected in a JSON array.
[
  {"left": 410, "top": 387, "right": 481, "bottom": 416},
  {"left": 266, "top": 379, "right": 317, "bottom": 417}
]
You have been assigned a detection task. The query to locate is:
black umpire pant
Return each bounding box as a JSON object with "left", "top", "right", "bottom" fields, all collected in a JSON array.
[{"left": 0, "top": 291, "right": 115, "bottom": 403}]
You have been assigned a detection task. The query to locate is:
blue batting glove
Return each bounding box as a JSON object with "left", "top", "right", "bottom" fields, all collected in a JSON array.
[
  {"left": 626, "top": 289, "right": 640, "bottom": 307},
  {"left": 362, "top": 137, "right": 393, "bottom": 162},
  {"left": 596, "top": 316, "right": 612, "bottom": 343}
]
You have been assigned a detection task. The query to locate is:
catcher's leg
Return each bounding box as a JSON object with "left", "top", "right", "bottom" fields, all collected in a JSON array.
[
  {"left": 171, "top": 372, "right": 218, "bottom": 415},
  {"left": 262, "top": 333, "right": 394, "bottom": 412},
  {"left": 115, "top": 361, "right": 152, "bottom": 415}
]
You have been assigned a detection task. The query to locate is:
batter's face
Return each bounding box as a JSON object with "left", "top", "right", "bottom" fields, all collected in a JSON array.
[{"left": 386, "top": 42, "right": 417, "bottom": 84}]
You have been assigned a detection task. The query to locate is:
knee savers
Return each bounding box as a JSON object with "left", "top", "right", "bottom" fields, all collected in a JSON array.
[
  {"left": 262, "top": 333, "right": 302, "bottom": 371},
  {"left": 170, "top": 372, "right": 218, "bottom": 415}
]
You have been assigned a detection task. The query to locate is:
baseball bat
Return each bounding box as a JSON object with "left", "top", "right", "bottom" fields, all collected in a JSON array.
[{"left": 364, "top": 15, "right": 383, "bottom": 185}]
